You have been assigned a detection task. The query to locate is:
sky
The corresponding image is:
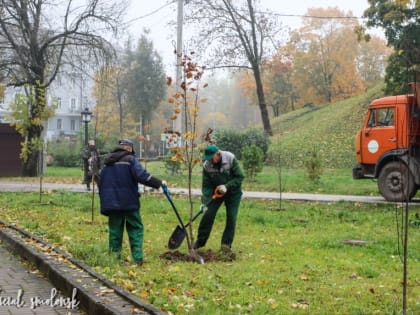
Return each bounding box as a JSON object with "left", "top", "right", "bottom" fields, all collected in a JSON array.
[{"left": 124, "top": 0, "right": 372, "bottom": 72}]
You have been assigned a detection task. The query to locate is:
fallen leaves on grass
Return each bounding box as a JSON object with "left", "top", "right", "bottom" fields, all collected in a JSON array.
[{"left": 160, "top": 249, "right": 231, "bottom": 263}]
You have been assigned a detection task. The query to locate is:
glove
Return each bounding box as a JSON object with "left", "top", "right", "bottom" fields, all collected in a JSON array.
[
  {"left": 200, "top": 204, "right": 208, "bottom": 213},
  {"left": 161, "top": 180, "right": 167, "bottom": 187},
  {"left": 216, "top": 185, "right": 227, "bottom": 194}
]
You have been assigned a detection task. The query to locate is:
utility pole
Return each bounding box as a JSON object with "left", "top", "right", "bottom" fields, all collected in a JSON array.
[{"left": 173, "top": 0, "right": 183, "bottom": 136}]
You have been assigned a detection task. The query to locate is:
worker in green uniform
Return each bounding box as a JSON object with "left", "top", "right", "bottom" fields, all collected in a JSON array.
[{"left": 193, "top": 144, "right": 244, "bottom": 259}]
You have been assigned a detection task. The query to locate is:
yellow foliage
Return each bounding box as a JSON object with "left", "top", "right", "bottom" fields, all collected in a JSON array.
[{"left": 184, "top": 131, "right": 195, "bottom": 140}]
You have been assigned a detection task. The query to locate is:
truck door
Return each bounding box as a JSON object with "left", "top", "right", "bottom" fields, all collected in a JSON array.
[{"left": 360, "top": 106, "right": 397, "bottom": 164}]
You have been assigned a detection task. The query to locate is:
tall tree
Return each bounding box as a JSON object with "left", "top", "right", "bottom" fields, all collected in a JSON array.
[
  {"left": 185, "top": 0, "right": 284, "bottom": 136},
  {"left": 124, "top": 32, "right": 166, "bottom": 138},
  {"left": 383, "top": 51, "right": 412, "bottom": 95},
  {"left": 93, "top": 66, "right": 138, "bottom": 143},
  {"left": 264, "top": 56, "right": 295, "bottom": 116},
  {"left": 287, "top": 7, "right": 363, "bottom": 105},
  {"left": 356, "top": 35, "right": 392, "bottom": 90},
  {"left": 364, "top": 0, "right": 420, "bottom": 91},
  {"left": 0, "top": 0, "right": 127, "bottom": 176}
]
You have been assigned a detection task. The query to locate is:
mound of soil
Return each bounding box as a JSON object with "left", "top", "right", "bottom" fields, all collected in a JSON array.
[{"left": 160, "top": 249, "right": 235, "bottom": 263}]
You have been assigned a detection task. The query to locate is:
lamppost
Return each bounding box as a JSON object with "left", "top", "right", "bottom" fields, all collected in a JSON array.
[
  {"left": 81, "top": 107, "right": 92, "bottom": 188},
  {"left": 81, "top": 107, "right": 92, "bottom": 146}
]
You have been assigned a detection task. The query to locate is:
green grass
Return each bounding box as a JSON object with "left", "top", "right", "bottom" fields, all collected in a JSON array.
[
  {"left": 0, "top": 164, "right": 379, "bottom": 196},
  {"left": 270, "top": 83, "right": 385, "bottom": 169},
  {"left": 1, "top": 191, "right": 419, "bottom": 314}
]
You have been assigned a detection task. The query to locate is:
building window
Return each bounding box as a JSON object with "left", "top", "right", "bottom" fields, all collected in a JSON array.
[
  {"left": 56, "top": 97, "right": 62, "bottom": 109},
  {"left": 70, "top": 98, "right": 76, "bottom": 112},
  {"left": 70, "top": 119, "right": 75, "bottom": 131},
  {"left": 57, "top": 119, "right": 62, "bottom": 130}
]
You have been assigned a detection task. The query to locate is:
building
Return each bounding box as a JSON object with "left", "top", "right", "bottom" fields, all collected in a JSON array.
[
  {"left": 0, "top": 70, "right": 95, "bottom": 141},
  {"left": 0, "top": 123, "right": 24, "bottom": 176}
]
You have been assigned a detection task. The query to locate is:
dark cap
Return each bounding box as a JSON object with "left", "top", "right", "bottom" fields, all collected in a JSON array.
[
  {"left": 119, "top": 139, "right": 134, "bottom": 147},
  {"left": 202, "top": 144, "right": 219, "bottom": 160}
]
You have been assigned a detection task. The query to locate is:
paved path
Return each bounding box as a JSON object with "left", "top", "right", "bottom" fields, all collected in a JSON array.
[
  {"left": 2, "top": 180, "right": 420, "bottom": 205},
  {"left": 0, "top": 240, "right": 85, "bottom": 315},
  {"left": 0, "top": 180, "right": 390, "bottom": 203},
  {"left": 0, "top": 222, "right": 165, "bottom": 315}
]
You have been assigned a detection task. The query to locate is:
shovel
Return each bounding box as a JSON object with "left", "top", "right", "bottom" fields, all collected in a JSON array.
[
  {"left": 162, "top": 186, "right": 205, "bottom": 264},
  {"left": 167, "top": 189, "right": 224, "bottom": 250},
  {"left": 162, "top": 185, "right": 187, "bottom": 236}
]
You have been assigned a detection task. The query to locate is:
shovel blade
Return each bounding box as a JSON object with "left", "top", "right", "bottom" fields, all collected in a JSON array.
[{"left": 168, "top": 225, "right": 187, "bottom": 250}]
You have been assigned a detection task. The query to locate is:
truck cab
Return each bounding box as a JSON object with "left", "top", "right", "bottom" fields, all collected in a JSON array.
[{"left": 353, "top": 94, "right": 420, "bottom": 201}]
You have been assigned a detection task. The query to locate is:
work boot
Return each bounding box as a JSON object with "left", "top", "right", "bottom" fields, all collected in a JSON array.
[
  {"left": 218, "top": 244, "right": 236, "bottom": 261},
  {"left": 135, "top": 259, "right": 143, "bottom": 267},
  {"left": 192, "top": 241, "right": 201, "bottom": 250}
]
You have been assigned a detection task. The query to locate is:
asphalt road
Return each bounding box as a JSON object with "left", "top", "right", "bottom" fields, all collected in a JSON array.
[{"left": 2, "top": 180, "right": 419, "bottom": 205}]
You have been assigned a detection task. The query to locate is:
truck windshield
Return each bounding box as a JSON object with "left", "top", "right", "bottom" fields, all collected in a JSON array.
[{"left": 367, "top": 108, "right": 394, "bottom": 127}]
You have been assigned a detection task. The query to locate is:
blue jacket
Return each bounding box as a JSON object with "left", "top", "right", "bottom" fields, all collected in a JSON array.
[{"left": 99, "top": 149, "right": 162, "bottom": 215}]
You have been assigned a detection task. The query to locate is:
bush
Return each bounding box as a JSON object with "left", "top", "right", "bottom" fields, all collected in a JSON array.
[
  {"left": 214, "top": 128, "right": 270, "bottom": 160},
  {"left": 163, "top": 151, "right": 183, "bottom": 175},
  {"left": 243, "top": 129, "right": 270, "bottom": 159},
  {"left": 242, "top": 145, "right": 264, "bottom": 180},
  {"left": 213, "top": 129, "right": 243, "bottom": 158},
  {"left": 304, "top": 148, "right": 323, "bottom": 183},
  {"left": 47, "top": 139, "right": 82, "bottom": 167}
]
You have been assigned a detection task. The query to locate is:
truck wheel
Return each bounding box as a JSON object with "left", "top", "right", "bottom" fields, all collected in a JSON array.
[{"left": 378, "top": 161, "right": 416, "bottom": 202}]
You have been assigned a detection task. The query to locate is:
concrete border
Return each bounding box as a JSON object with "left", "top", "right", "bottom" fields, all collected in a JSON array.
[{"left": 0, "top": 221, "right": 166, "bottom": 315}]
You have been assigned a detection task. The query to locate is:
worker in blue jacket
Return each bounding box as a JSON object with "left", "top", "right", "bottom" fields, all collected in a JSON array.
[{"left": 99, "top": 139, "right": 166, "bottom": 266}]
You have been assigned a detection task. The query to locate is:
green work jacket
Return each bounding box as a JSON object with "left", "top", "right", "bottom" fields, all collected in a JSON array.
[{"left": 202, "top": 150, "right": 244, "bottom": 203}]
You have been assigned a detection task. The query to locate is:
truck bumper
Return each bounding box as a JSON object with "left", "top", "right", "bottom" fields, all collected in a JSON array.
[
  {"left": 352, "top": 164, "right": 375, "bottom": 179},
  {"left": 352, "top": 166, "right": 364, "bottom": 179}
]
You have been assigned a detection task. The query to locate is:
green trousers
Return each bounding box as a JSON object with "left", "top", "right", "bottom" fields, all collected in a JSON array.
[
  {"left": 196, "top": 191, "right": 242, "bottom": 248},
  {"left": 108, "top": 210, "right": 143, "bottom": 262}
]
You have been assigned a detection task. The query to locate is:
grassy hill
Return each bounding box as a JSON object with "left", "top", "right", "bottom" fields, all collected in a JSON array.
[{"left": 269, "top": 83, "right": 385, "bottom": 169}]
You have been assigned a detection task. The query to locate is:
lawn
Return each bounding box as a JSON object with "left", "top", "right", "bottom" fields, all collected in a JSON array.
[
  {"left": 0, "top": 191, "right": 419, "bottom": 314},
  {"left": 0, "top": 164, "right": 380, "bottom": 196}
]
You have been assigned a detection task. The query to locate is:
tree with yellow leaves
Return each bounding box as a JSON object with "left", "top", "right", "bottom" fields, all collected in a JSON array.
[
  {"left": 93, "top": 66, "right": 138, "bottom": 144},
  {"left": 166, "top": 52, "right": 209, "bottom": 257}
]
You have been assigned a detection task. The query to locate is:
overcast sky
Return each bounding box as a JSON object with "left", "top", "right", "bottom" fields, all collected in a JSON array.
[{"left": 124, "top": 0, "right": 372, "bottom": 72}]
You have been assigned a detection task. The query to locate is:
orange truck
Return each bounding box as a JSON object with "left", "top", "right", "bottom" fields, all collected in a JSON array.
[{"left": 353, "top": 92, "right": 420, "bottom": 201}]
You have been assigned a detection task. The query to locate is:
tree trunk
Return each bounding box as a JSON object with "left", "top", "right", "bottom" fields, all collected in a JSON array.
[
  {"left": 22, "top": 124, "right": 43, "bottom": 176},
  {"left": 272, "top": 104, "right": 280, "bottom": 117},
  {"left": 22, "top": 84, "right": 46, "bottom": 177},
  {"left": 253, "top": 65, "right": 273, "bottom": 136},
  {"left": 23, "top": 144, "right": 41, "bottom": 177}
]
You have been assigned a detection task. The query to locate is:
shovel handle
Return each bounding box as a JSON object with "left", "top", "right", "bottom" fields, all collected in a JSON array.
[
  {"left": 184, "top": 209, "right": 203, "bottom": 228},
  {"left": 162, "top": 186, "right": 187, "bottom": 230},
  {"left": 203, "top": 188, "right": 224, "bottom": 205}
]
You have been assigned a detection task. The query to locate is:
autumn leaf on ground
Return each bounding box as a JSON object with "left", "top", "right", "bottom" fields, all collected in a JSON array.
[
  {"left": 95, "top": 288, "right": 114, "bottom": 297},
  {"left": 300, "top": 273, "right": 309, "bottom": 281}
]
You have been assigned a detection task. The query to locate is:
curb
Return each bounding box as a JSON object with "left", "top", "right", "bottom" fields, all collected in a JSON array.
[{"left": 0, "top": 221, "right": 166, "bottom": 315}]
